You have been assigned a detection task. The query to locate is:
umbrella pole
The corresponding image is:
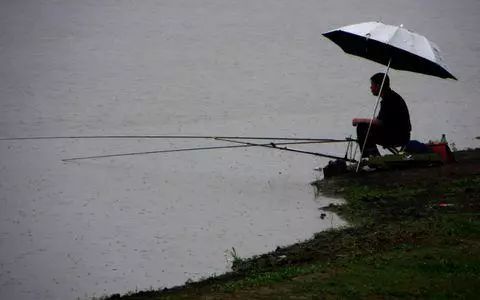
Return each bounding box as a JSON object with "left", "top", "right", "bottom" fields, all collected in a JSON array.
[{"left": 355, "top": 58, "right": 392, "bottom": 172}]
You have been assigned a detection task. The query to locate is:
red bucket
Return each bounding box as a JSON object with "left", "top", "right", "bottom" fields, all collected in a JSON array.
[{"left": 427, "top": 142, "right": 455, "bottom": 163}]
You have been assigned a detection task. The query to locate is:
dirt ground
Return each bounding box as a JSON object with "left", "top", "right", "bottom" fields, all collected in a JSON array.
[{"left": 325, "top": 148, "right": 480, "bottom": 187}]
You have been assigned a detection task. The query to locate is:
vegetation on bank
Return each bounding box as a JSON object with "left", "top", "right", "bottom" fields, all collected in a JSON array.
[{"left": 104, "top": 149, "right": 480, "bottom": 299}]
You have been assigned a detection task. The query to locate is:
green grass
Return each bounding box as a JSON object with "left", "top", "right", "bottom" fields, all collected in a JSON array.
[{"left": 299, "top": 246, "right": 480, "bottom": 299}]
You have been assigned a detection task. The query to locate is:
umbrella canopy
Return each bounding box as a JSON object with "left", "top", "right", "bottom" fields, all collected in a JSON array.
[{"left": 323, "top": 21, "right": 456, "bottom": 80}]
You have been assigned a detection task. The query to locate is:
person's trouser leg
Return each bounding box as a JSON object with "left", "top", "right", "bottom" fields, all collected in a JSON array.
[{"left": 356, "top": 123, "right": 380, "bottom": 157}]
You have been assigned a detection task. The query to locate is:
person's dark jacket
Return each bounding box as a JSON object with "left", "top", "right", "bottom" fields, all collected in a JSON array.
[{"left": 377, "top": 88, "right": 411, "bottom": 144}]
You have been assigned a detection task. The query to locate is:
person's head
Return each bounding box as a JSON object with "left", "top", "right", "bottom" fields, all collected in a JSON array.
[{"left": 370, "top": 73, "right": 390, "bottom": 96}]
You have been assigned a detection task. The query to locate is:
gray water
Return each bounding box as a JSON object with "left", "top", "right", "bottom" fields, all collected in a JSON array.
[{"left": 1, "top": 1, "right": 479, "bottom": 299}]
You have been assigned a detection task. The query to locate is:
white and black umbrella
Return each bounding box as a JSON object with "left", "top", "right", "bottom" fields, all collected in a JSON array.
[
  {"left": 323, "top": 21, "right": 456, "bottom": 80},
  {"left": 322, "top": 21, "right": 456, "bottom": 169}
]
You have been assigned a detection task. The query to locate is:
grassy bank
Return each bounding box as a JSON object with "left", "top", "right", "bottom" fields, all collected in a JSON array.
[{"left": 105, "top": 149, "right": 480, "bottom": 299}]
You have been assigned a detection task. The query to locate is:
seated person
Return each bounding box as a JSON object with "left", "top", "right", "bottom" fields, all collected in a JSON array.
[{"left": 353, "top": 73, "right": 411, "bottom": 157}]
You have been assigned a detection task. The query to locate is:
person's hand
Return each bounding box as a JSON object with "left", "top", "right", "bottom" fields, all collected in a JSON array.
[{"left": 352, "top": 118, "right": 372, "bottom": 126}]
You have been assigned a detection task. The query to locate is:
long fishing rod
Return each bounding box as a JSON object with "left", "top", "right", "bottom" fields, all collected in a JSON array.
[
  {"left": 0, "top": 135, "right": 354, "bottom": 142},
  {"left": 216, "top": 138, "right": 358, "bottom": 163},
  {"left": 62, "top": 140, "right": 338, "bottom": 162}
]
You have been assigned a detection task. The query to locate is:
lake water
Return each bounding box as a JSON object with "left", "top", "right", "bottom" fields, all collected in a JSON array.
[{"left": 1, "top": 1, "right": 479, "bottom": 299}]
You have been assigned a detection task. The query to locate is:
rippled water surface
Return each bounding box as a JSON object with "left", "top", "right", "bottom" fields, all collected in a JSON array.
[{"left": 1, "top": 1, "right": 479, "bottom": 299}]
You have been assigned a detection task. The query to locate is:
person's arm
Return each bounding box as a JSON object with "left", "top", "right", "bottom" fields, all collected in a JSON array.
[{"left": 352, "top": 118, "right": 382, "bottom": 126}]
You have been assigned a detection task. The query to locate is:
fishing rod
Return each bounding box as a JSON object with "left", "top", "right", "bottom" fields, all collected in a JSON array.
[
  {"left": 62, "top": 140, "right": 340, "bottom": 162},
  {"left": 215, "top": 138, "right": 358, "bottom": 163},
  {"left": 0, "top": 135, "right": 354, "bottom": 142}
]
